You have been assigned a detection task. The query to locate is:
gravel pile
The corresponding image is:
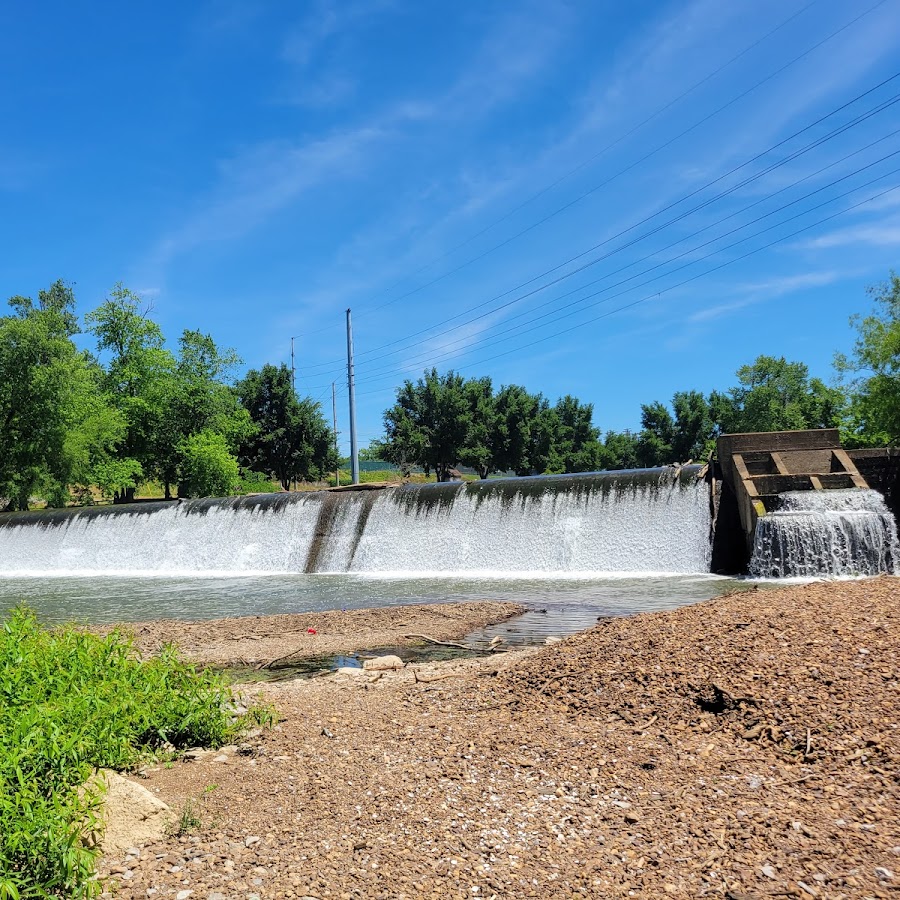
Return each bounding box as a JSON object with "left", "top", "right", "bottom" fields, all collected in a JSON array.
[{"left": 99, "top": 578, "right": 899, "bottom": 899}]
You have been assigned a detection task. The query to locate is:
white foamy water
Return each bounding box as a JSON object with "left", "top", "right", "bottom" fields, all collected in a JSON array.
[
  {"left": 0, "top": 470, "right": 712, "bottom": 577},
  {"left": 749, "top": 488, "right": 900, "bottom": 578}
]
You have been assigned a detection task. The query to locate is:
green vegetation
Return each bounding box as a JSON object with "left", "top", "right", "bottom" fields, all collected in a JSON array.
[
  {"left": 0, "top": 282, "right": 335, "bottom": 509},
  {"left": 376, "top": 273, "right": 900, "bottom": 479},
  {"left": 0, "top": 607, "right": 238, "bottom": 897}
]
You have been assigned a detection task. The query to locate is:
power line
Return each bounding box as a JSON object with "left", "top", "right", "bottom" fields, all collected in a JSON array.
[
  {"left": 352, "top": 181, "right": 900, "bottom": 397},
  {"left": 345, "top": 161, "right": 900, "bottom": 394},
  {"left": 293, "top": 0, "right": 887, "bottom": 343},
  {"left": 348, "top": 142, "right": 900, "bottom": 384},
  {"left": 299, "top": 78, "right": 900, "bottom": 383}
]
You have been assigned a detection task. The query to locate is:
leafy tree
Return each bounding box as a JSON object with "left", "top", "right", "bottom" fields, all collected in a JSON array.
[
  {"left": 236, "top": 363, "right": 337, "bottom": 488},
  {"left": 177, "top": 430, "right": 240, "bottom": 498},
  {"left": 381, "top": 369, "right": 471, "bottom": 482},
  {"left": 711, "top": 355, "right": 843, "bottom": 435},
  {"left": 532, "top": 395, "right": 603, "bottom": 474},
  {"left": 0, "top": 283, "right": 128, "bottom": 509},
  {"left": 492, "top": 384, "right": 543, "bottom": 476},
  {"left": 85, "top": 284, "right": 174, "bottom": 499},
  {"left": 636, "top": 390, "right": 714, "bottom": 466},
  {"left": 459, "top": 376, "right": 496, "bottom": 479},
  {"left": 836, "top": 272, "right": 900, "bottom": 447},
  {"left": 597, "top": 430, "right": 641, "bottom": 470}
]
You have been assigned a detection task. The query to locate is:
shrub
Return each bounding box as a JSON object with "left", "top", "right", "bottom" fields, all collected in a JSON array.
[
  {"left": 176, "top": 430, "right": 240, "bottom": 498},
  {"left": 0, "top": 608, "right": 236, "bottom": 897}
]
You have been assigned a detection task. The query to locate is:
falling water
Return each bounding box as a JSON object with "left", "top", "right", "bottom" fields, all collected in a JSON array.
[
  {"left": 0, "top": 469, "right": 712, "bottom": 577},
  {"left": 749, "top": 488, "right": 900, "bottom": 578}
]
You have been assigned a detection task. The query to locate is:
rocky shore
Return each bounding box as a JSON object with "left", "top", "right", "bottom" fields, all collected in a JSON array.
[{"left": 98, "top": 578, "right": 899, "bottom": 899}]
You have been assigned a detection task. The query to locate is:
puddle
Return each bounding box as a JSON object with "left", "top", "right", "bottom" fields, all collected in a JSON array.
[{"left": 226, "top": 641, "right": 484, "bottom": 683}]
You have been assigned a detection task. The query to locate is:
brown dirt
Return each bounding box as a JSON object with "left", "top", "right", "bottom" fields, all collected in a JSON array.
[
  {"left": 89, "top": 601, "right": 525, "bottom": 667},
  {"left": 98, "top": 578, "right": 900, "bottom": 899}
]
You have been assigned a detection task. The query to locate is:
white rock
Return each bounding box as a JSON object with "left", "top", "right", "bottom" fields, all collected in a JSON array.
[
  {"left": 875, "top": 867, "right": 894, "bottom": 880},
  {"left": 245, "top": 835, "right": 260, "bottom": 847},
  {"left": 83, "top": 770, "right": 169, "bottom": 856},
  {"left": 545, "top": 636, "right": 562, "bottom": 645},
  {"left": 176, "top": 891, "right": 193, "bottom": 900},
  {"left": 761, "top": 865, "right": 777, "bottom": 879},
  {"left": 363, "top": 655, "right": 405, "bottom": 671},
  {"left": 212, "top": 754, "right": 229, "bottom": 763},
  {"left": 336, "top": 666, "right": 366, "bottom": 676}
]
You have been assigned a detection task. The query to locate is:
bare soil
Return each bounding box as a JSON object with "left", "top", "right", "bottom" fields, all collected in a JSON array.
[
  {"left": 98, "top": 578, "right": 900, "bottom": 899},
  {"left": 90, "top": 601, "right": 525, "bottom": 668}
]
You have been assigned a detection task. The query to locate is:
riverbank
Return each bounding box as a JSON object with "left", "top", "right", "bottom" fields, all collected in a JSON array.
[
  {"left": 89, "top": 601, "right": 525, "bottom": 667},
  {"left": 98, "top": 578, "right": 899, "bottom": 899}
]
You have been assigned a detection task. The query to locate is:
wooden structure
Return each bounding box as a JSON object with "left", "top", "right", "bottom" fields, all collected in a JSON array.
[{"left": 717, "top": 429, "right": 869, "bottom": 552}]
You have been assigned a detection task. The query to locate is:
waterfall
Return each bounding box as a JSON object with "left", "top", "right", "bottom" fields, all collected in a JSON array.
[
  {"left": 0, "top": 469, "right": 712, "bottom": 577},
  {"left": 749, "top": 488, "right": 900, "bottom": 578}
]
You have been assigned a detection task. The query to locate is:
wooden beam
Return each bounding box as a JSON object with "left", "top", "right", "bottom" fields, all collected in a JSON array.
[
  {"left": 770, "top": 451, "right": 790, "bottom": 476},
  {"left": 832, "top": 448, "right": 869, "bottom": 489},
  {"left": 732, "top": 454, "right": 759, "bottom": 497}
]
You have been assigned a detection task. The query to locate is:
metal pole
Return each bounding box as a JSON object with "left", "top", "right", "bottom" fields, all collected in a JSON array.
[
  {"left": 346, "top": 309, "right": 359, "bottom": 485},
  {"left": 290, "top": 337, "right": 296, "bottom": 394},
  {"left": 332, "top": 381, "right": 340, "bottom": 488}
]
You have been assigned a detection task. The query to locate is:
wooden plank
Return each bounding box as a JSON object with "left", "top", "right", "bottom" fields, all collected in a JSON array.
[
  {"left": 770, "top": 451, "right": 790, "bottom": 476},
  {"left": 809, "top": 475, "right": 823, "bottom": 491},
  {"left": 732, "top": 454, "right": 759, "bottom": 497},
  {"left": 832, "top": 447, "right": 869, "bottom": 489}
]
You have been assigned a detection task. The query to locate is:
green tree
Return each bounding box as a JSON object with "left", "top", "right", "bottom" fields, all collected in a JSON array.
[
  {"left": 0, "top": 283, "right": 129, "bottom": 509},
  {"left": 636, "top": 390, "right": 714, "bottom": 466},
  {"left": 711, "top": 355, "right": 843, "bottom": 435},
  {"left": 381, "top": 369, "right": 471, "bottom": 482},
  {"left": 176, "top": 430, "right": 240, "bottom": 498},
  {"left": 85, "top": 284, "right": 174, "bottom": 500},
  {"left": 459, "top": 376, "right": 497, "bottom": 479},
  {"left": 836, "top": 272, "right": 900, "bottom": 446},
  {"left": 532, "top": 395, "right": 603, "bottom": 474},
  {"left": 236, "top": 363, "right": 337, "bottom": 488},
  {"left": 598, "top": 430, "right": 641, "bottom": 470},
  {"left": 492, "top": 384, "right": 543, "bottom": 476}
]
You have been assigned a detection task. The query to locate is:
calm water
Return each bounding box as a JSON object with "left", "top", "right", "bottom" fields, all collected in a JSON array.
[{"left": 0, "top": 573, "right": 749, "bottom": 643}]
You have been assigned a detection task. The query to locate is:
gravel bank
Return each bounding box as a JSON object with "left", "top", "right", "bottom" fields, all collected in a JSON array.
[
  {"left": 90, "top": 601, "right": 525, "bottom": 667},
  {"left": 99, "top": 578, "right": 899, "bottom": 899}
]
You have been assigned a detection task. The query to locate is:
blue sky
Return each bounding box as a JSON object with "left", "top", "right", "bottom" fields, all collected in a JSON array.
[{"left": 3, "top": 0, "right": 900, "bottom": 453}]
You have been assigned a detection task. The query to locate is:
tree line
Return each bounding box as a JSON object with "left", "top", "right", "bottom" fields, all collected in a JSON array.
[
  {"left": 373, "top": 273, "right": 900, "bottom": 480},
  {"left": 0, "top": 282, "right": 337, "bottom": 510},
  {"left": 2, "top": 272, "right": 897, "bottom": 504}
]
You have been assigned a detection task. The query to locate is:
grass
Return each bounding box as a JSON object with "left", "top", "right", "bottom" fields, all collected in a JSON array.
[{"left": 0, "top": 607, "right": 244, "bottom": 898}]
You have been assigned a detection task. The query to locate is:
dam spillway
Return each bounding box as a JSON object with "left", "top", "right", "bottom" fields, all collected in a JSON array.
[{"left": 0, "top": 468, "right": 713, "bottom": 578}]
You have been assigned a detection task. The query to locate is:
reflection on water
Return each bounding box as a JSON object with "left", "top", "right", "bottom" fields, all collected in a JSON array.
[{"left": 0, "top": 573, "right": 751, "bottom": 642}]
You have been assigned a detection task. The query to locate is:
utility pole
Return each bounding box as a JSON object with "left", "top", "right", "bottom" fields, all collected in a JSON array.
[
  {"left": 346, "top": 309, "right": 359, "bottom": 485},
  {"left": 290, "top": 337, "right": 296, "bottom": 394},
  {"left": 331, "top": 381, "right": 340, "bottom": 488}
]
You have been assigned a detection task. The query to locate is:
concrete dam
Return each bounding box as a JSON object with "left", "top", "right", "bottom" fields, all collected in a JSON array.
[{"left": 0, "top": 430, "right": 896, "bottom": 580}]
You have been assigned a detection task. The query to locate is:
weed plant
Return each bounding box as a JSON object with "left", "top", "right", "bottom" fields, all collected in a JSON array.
[{"left": 0, "top": 607, "right": 237, "bottom": 898}]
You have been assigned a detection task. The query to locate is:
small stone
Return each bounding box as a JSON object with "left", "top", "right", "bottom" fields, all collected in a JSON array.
[
  {"left": 125, "top": 847, "right": 140, "bottom": 858},
  {"left": 213, "top": 754, "right": 229, "bottom": 763},
  {"left": 624, "top": 813, "right": 640, "bottom": 825},
  {"left": 363, "top": 655, "right": 405, "bottom": 671},
  {"left": 176, "top": 892, "right": 193, "bottom": 900},
  {"left": 208, "top": 894, "right": 226, "bottom": 900},
  {"left": 245, "top": 836, "right": 260, "bottom": 847},
  {"left": 761, "top": 865, "right": 777, "bottom": 879},
  {"left": 336, "top": 666, "right": 366, "bottom": 676},
  {"left": 875, "top": 867, "right": 894, "bottom": 880}
]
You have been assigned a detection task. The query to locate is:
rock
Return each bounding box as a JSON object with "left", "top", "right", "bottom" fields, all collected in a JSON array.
[
  {"left": 183, "top": 748, "right": 210, "bottom": 762},
  {"left": 363, "top": 655, "right": 405, "bottom": 671},
  {"left": 245, "top": 835, "right": 261, "bottom": 847},
  {"left": 212, "top": 754, "right": 229, "bottom": 763},
  {"left": 83, "top": 769, "right": 170, "bottom": 856},
  {"left": 875, "top": 867, "right": 894, "bottom": 880},
  {"left": 176, "top": 892, "right": 192, "bottom": 900},
  {"left": 336, "top": 666, "right": 366, "bottom": 676},
  {"left": 545, "top": 636, "right": 562, "bottom": 645},
  {"left": 760, "top": 865, "right": 777, "bottom": 879},
  {"left": 208, "top": 894, "right": 226, "bottom": 900}
]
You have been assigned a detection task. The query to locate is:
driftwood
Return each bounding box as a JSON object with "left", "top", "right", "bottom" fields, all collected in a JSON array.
[{"left": 403, "top": 634, "right": 507, "bottom": 653}]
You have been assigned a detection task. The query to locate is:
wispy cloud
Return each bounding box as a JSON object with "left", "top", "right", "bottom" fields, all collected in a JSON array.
[{"left": 798, "top": 216, "right": 900, "bottom": 250}]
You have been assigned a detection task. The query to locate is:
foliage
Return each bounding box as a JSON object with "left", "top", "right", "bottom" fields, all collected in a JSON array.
[
  {"left": 0, "top": 282, "right": 129, "bottom": 509},
  {"left": 836, "top": 272, "right": 900, "bottom": 447},
  {"left": 710, "top": 355, "right": 843, "bottom": 435},
  {"left": 176, "top": 430, "right": 241, "bottom": 498},
  {"left": 0, "top": 607, "right": 236, "bottom": 897},
  {"left": 381, "top": 369, "right": 471, "bottom": 482},
  {"left": 236, "top": 363, "right": 337, "bottom": 489}
]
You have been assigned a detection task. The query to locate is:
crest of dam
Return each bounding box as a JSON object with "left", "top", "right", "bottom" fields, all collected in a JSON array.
[
  {"left": 0, "top": 467, "right": 713, "bottom": 577},
  {"left": 749, "top": 488, "right": 900, "bottom": 578}
]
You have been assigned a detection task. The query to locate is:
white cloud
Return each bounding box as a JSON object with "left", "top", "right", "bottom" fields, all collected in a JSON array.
[{"left": 799, "top": 217, "right": 900, "bottom": 250}]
